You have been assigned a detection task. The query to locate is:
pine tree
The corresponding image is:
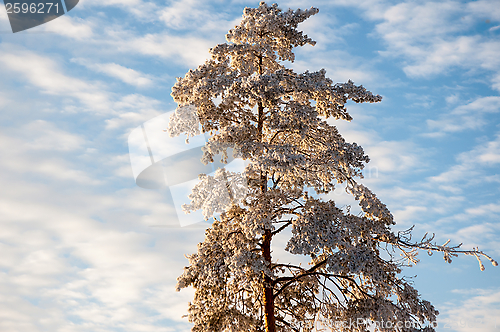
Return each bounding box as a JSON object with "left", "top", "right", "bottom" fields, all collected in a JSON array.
[{"left": 167, "top": 3, "right": 497, "bottom": 331}]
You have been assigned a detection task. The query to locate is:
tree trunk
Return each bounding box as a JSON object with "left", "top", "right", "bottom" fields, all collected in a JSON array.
[
  {"left": 257, "top": 52, "right": 275, "bottom": 332},
  {"left": 262, "top": 229, "right": 276, "bottom": 332}
]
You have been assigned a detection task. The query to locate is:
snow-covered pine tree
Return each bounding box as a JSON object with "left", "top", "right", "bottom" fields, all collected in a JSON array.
[{"left": 167, "top": 2, "right": 497, "bottom": 332}]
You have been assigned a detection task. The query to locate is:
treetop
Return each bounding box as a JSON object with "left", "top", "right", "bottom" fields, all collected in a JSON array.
[{"left": 226, "top": 2, "right": 319, "bottom": 63}]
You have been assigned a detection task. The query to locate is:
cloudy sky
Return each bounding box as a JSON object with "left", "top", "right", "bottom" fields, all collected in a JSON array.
[{"left": 0, "top": 0, "right": 499, "bottom": 331}]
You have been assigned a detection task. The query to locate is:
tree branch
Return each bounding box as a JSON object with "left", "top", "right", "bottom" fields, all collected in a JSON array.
[{"left": 271, "top": 219, "right": 293, "bottom": 236}]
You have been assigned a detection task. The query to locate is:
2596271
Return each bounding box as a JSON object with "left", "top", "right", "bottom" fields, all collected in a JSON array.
[{"left": 5, "top": 2, "right": 59, "bottom": 14}]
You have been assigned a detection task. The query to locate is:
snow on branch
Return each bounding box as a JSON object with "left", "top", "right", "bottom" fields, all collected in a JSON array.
[{"left": 393, "top": 226, "right": 498, "bottom": 270}]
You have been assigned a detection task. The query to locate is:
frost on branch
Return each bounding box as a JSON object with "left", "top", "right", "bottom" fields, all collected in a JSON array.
[
  {"left": 166, "top": 104, "right": 201, "bottom": 143},
  {"left": 182, "top": 168, "right": 249, "bottom": 220},
  {"left": 169, "top": 2, "right": 496, "bottom": 332},
  {"left": 348, "top": 183, "right": 394, "bottom": 225},
  {"left": 176, "top": 207, "right": 267, "bottom": 331},
  {"left": 394, "top": 227, "right": 499, "bottom": 270},
  {"left": 226, "top": 2, "right": 319, "bottom": 63}
]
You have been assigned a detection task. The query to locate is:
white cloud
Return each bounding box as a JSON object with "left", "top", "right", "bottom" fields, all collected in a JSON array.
[
  {"left": 430, "top": 132, "right": 500, "bottom": 184},
  {"left": 465, "top": 203, "right": 500, "bottom": 217},
  {"left": 332, "top": 0, "right": 500, "bottom": 92},
  {"left": 0, "top": 1, "right": 498, "bottom": 331},
  {"left": 392, "top": 205, "right": 428, "bottom": 225},
  {"left": 425, "top": 96, "right": 500, "bottom": 136},
  {"left": 96, "top": 63, "right": 153, "bottom": 87},
  {"left": 0, "top": 45, "right": 167, "bottom": 130},
  {"left": 159, "top": 0, "right": 231, "bottom": 31},
  {"left": 22, "top": 120, "right": 85, "bottom": 151},
  {"left": 124, "top": 33, "right": 214, "bottom": 68},
  {"left": 0, "top": 156, "right": 202, "bottom": 331},
  {"left": 369, "top": 1, "right": 497, "bottom": 74},
  {"left": 466, "top": 0, "right": 500, "bottom": 21},
  {"left": 291, "top": 48, "right": 382, "bottom": 87},
  {"left": 380, "top": 186, "right": 465, "bottom": 217},
  {"left": 0, "top": 132, "right": 100, "bottom": 185},
  {"left": 333, "top": 117, "right": 426, "bottom": 178},
  {"left": 445, "top": 93, "right": 460, "bottom": 105},
  {"left": 474, "top": 135, "right": 500, "bottom": 165},
  {"left": 0, "top": 45, "right": 111, "bottom": 113},
  {"left": 79, "top": 0, "right": 159, "bottom": 20},
  {"left": 105, "top": 94, "right": 164, "bottom": 130},
  {"left": 41, "top": 15, "right": 94, "bottom": 39},
  {"left": 440, "top": 288, "right": 500, "bottom": 332},
  {"left": 377, "top": 1, "right": 466, "bottom": 42},
  {"left": 0, "top": 93, "right": 9, "bottom": 109},
  {"left": 72, "top": 58, "right": 155, "bottom": 87},
  {"left": 453, "top": 222, "right": 500, "bottom": 253},
  {"left": 365, "top": 140, "right": 422, "bottom": 173},
  {"left": 106, "top": 153, "right": 135, "bottom": 178}
]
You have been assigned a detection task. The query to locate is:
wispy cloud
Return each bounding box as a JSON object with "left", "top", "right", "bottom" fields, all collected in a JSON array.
[
  {"left": 41, "top": 15, "right": 94, "bottom": 39},
  {"left": 331, "top": 0, "right": 500, "bottom": 92},
  {"left": 425, "top": 96, "right": 500, "bottom": 136},
  {"left": 291, "top": 48, "right": 383, "bottom": 87},
  {"left": 332, "top": 116, "right": 427, "bottom": 178},
  {"left": 0, "top": 131, "right": 200, "bottom": 330},
  {"left": 439, "top": 287, "right": 500, "bottom": 332},
  {"left": 159, "top": 0, "right": 238, "bottom": 32},
  {"left": 22, "top": 120, "right": 86, "bottom": 152},
  {"left": 123, "top": 33, "right": 215, "bottom": 68},
  {"left": 429, "top": 132, "right": 500, "bottom": 188},
  {"left": 79, "top": 0, "right": 159, "bottom": 20},
  {"left": 72, "top": 58, "right": 155, "bottom": 87},
  {"left": 0, "top": 45, "right": 166, "bottom": 129},
  {"left": 0, "top": 44, "right": 111, "bottom": 113},
  {"left": 0, "top": 132, "right": 99, "bottom": 185},
  {"left": 1, "top": 1, "right": 498, "bottom": 331}
]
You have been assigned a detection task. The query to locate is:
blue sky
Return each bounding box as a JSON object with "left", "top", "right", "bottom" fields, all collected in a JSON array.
[{"left": 0, "top": 0, "right": 499, "bottom": 331}]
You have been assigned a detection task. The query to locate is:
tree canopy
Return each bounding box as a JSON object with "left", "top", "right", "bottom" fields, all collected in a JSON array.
[{"left": 167, "top": 2, "right": 497, "bottom": 332}]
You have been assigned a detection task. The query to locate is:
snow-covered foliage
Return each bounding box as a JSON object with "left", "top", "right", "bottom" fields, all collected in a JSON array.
[{"left": 168, "top": 2, "right": 497, "bottom": 332}]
